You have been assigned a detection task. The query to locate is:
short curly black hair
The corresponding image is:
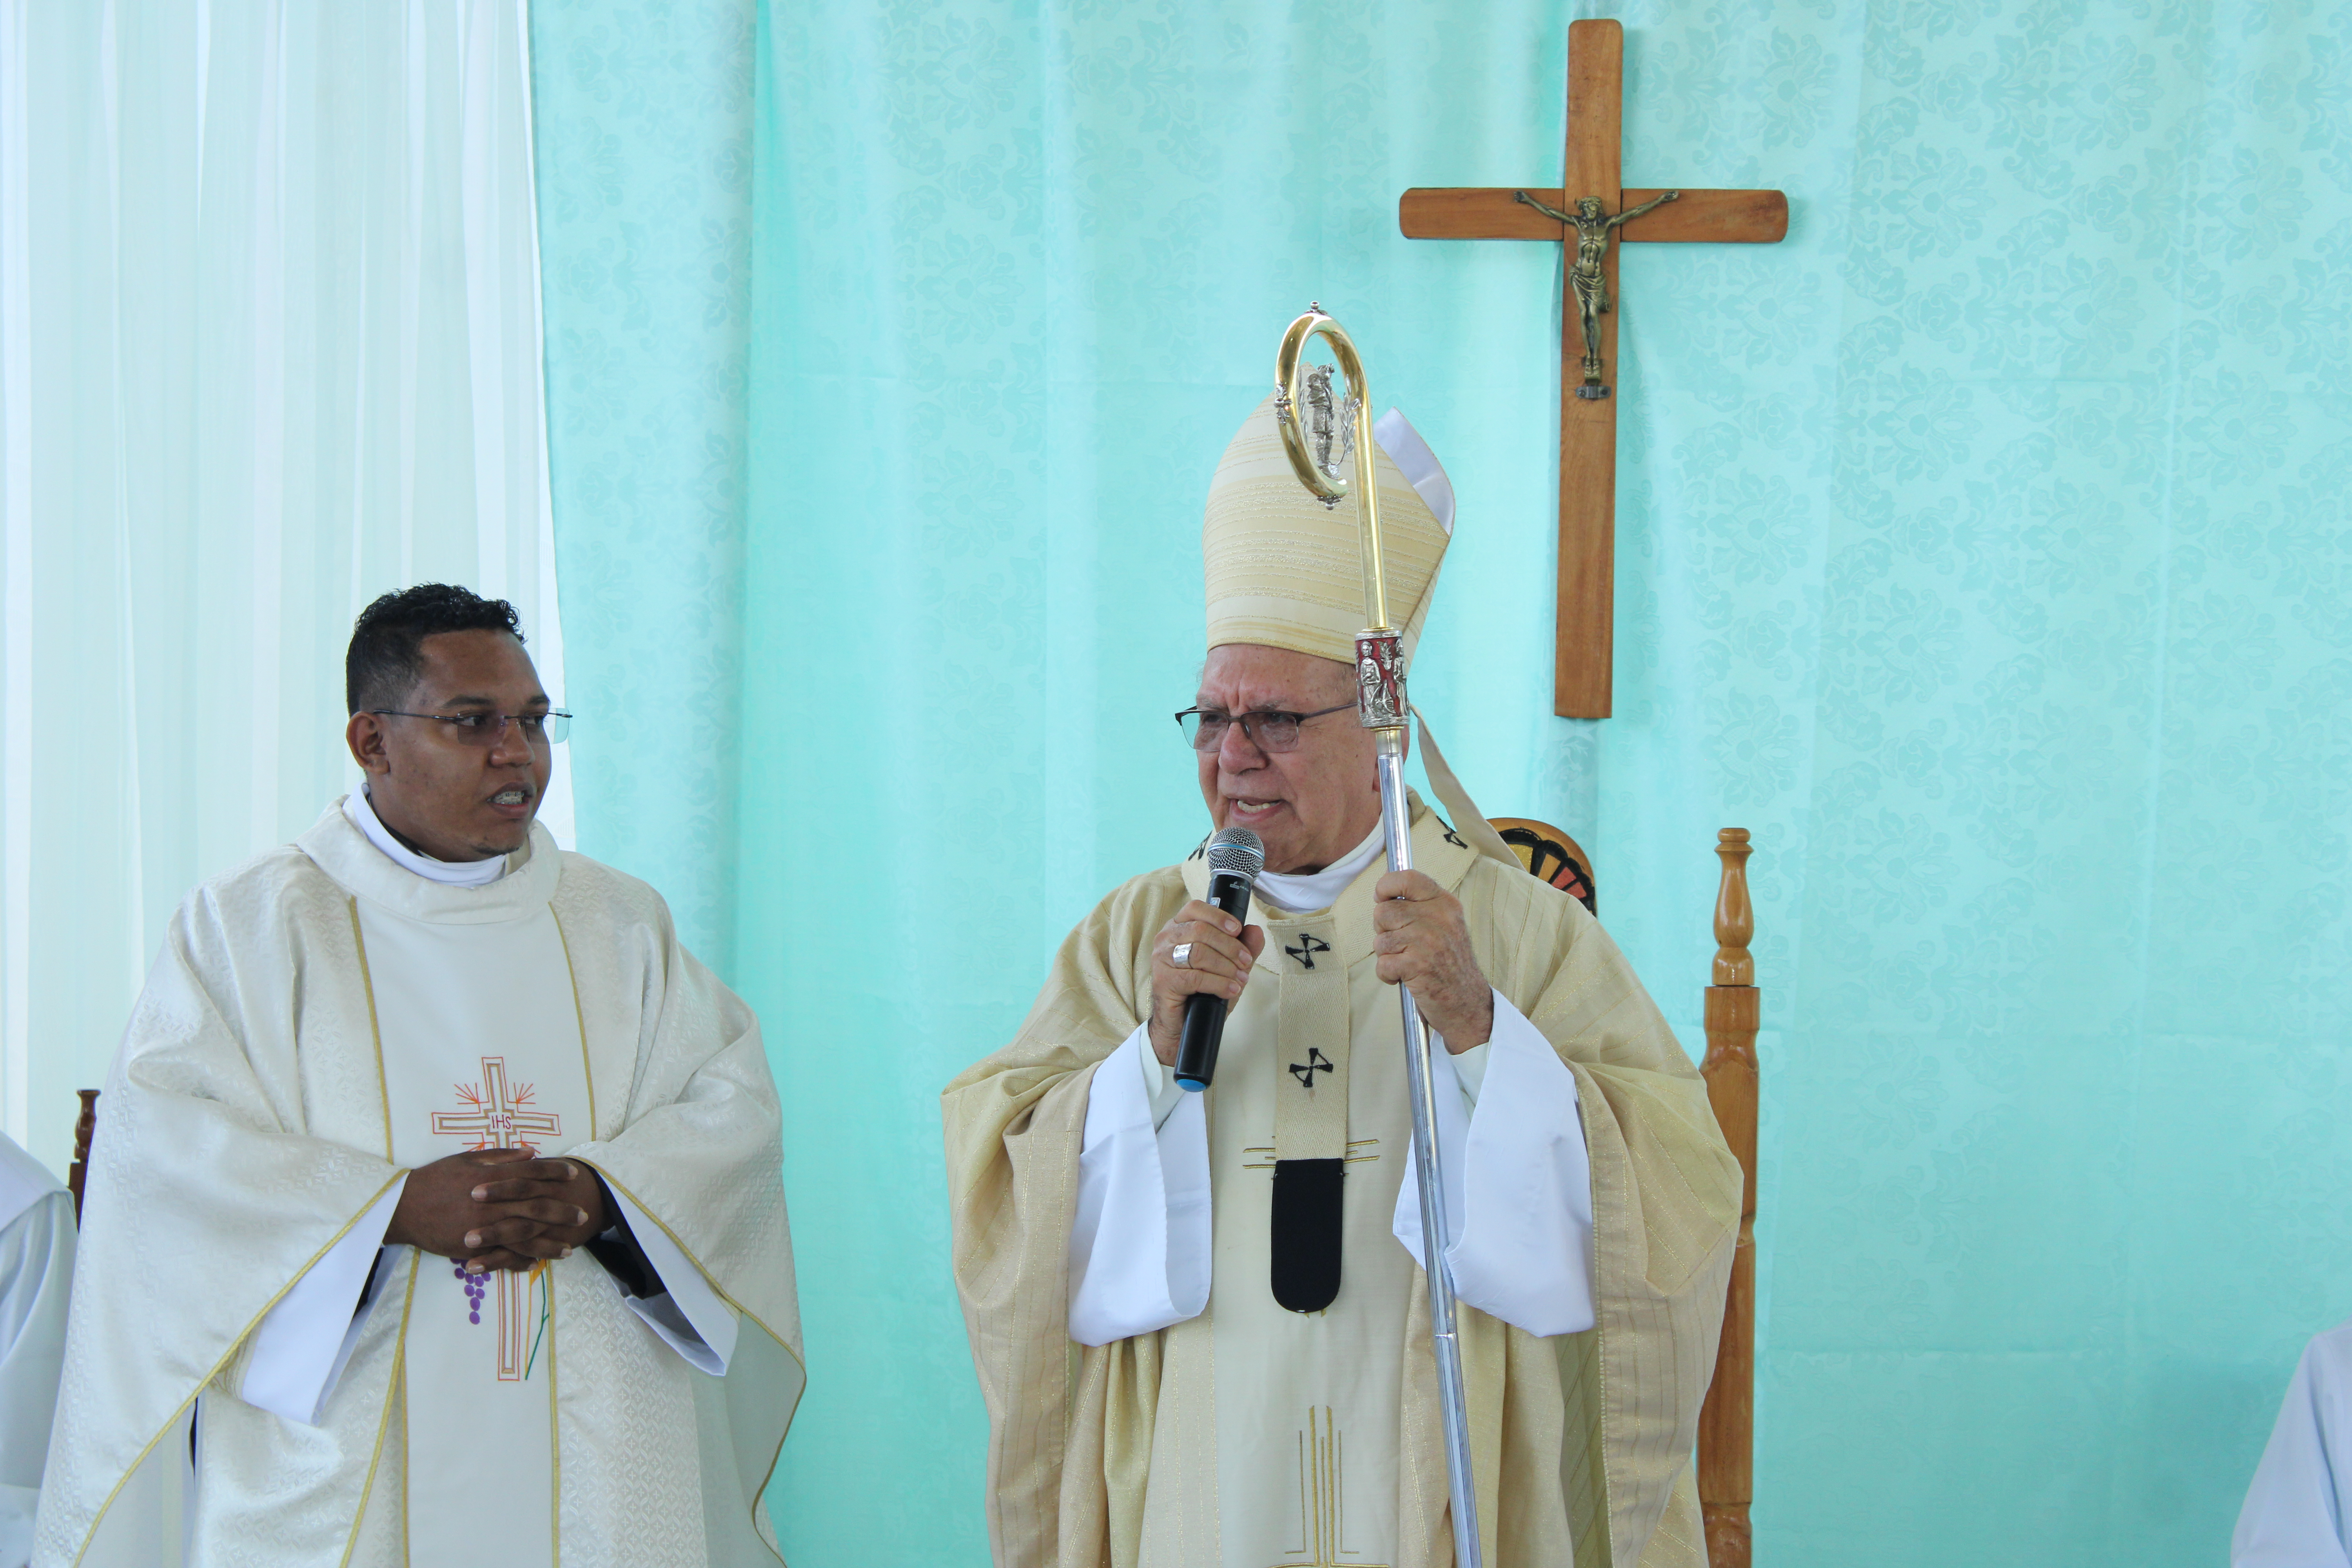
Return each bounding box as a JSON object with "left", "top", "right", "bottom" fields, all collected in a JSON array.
[{"left": 345, "top": 584, "right": 527, "bottom": 715}]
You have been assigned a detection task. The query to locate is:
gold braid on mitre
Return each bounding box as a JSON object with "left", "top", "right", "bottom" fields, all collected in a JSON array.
[{"left": 1202, "top": 391, "right": 1455, "bottom": 667}]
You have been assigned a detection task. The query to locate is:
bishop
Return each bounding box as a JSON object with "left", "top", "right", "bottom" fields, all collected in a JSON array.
[{"left": 944, "top": 393, "right": 1740, "bottom": 1566}]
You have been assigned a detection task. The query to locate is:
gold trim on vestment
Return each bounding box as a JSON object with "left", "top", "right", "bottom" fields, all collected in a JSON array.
[
  {"left": 398, "top": 1278, "right": 411, "bottom": 1568},
  {"left": 1244, "top": 1142, "right": 1379, "bottom": 1170},
  {"left": 1276, "top": 1406, "right": 1387, "bottom": 1568},
  {"left": 551, "top": 909, "right": 598, "bottom": 1140},
  {"left": 548, "top": 1268, "right": 561, "bottom": 1559},
  {"left": 340, "top": 1252, "right": 419, "bottom": 1568},
  {"left": 349, "top": 897, "right": 395, "bottom": 1160},
  {"left": 572, "top": 1164, "right": 806, "bottom": 1563},
  {"left": 1580, "top": 1061, "right": 1628, "bottom": 1565},
  {"left": 67, "top": 1169, "right": 410, "bottom": 1567}
]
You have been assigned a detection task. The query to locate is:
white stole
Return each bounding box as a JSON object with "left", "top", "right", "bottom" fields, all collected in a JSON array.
[{"left": 358, "top": 886, "right": 590, "bottom": 1566}]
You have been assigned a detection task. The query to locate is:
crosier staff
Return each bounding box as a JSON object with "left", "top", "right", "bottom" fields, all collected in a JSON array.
[{"left": 1272, "top": 305, "right": 1483, "bottom": 1568}]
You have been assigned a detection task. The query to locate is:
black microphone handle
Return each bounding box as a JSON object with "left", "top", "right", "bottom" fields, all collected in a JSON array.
[
  {"left": 1171, "top": 869, "right": 1256, "bottom": 1089},
  {"left": 1173, "top": 992, "right": 1227, "bottom": 1088}
]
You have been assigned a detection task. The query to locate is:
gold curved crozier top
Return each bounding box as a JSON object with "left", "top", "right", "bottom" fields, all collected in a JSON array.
[{"left": 1274, "top": 306, "right": 1390, "bottom": 635}]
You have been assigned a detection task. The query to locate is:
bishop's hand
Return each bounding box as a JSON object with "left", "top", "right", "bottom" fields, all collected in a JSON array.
[
  {"left": 386, "top": 1147, "right": 608, "bottom": 1274},
  {"left": 1372, "top": 869, "right": 1494, "bottom": 1052},
  {"left": 1148, "top": 899, "right": 1267, "bottom": 1067}
]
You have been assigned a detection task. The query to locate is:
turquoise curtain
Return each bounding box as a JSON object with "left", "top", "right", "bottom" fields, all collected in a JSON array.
[
  {"left": 531, "top": 2, "right": 755, "bottom": 962},
  {"left": 532, "top": 0, "right": 2352, "bottom": 1562}
]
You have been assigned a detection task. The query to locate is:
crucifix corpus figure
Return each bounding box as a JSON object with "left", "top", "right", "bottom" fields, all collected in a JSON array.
[
  {"left": 1399, "top": 18, "right": 1788, "bottom": 719},
  {"left": 1516, "top": 188, "right": 1681, "bottom": 399}
]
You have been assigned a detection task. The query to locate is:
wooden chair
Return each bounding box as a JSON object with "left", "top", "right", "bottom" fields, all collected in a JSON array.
[
  {"left": 1488, "top": 818, "right": 1760, "bottom": 1568},
  {"left": 67, "top": 1088, "right": 97, "bottom": 1222}
]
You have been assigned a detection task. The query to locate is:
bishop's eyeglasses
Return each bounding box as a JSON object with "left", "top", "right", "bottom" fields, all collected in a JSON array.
[
  {"left": 371, "top": 710, "right": 573, "bottom": 746},
  {"left": 1174, "top": 703, "right": 1353, "bottom": 754}
]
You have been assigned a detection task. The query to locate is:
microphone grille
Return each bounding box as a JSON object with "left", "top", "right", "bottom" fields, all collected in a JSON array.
[{"left": 1206, "top": 826, "right": 1265, "bottom": 881}]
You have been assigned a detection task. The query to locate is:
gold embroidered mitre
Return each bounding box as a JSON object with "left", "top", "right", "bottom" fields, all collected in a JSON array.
[{"left": 1202, "top": 392, "right": 1455, "bottom": 667}]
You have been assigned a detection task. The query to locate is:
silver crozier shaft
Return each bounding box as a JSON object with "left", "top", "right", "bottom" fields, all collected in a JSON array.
[
  {"left": 1272, "top": 306, "right": 1481, "bottom": 1566},
  {"left": 1378, "top": 731, "right": 1483, "bottom": 1568}
]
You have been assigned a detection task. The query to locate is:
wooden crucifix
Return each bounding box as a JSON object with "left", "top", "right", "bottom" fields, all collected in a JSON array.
[{"left": 1399, "top": 19, "right": 1787, "bottom": 718}]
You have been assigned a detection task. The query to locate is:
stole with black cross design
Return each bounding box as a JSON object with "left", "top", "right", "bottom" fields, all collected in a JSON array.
[{"left": 1269, "top": 919, "right": 1350, "bottom": 1312}]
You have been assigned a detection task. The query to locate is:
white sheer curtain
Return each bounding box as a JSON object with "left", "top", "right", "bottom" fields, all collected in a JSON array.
[{"left": 0, "top": 0, "right": 568, "bottom": 1172}]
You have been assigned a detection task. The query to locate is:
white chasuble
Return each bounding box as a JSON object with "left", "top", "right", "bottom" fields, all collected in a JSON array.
[
  {"left": 361, "top": 897, "right": 591, "bottom": 1566},
  {"left": 34, "top": 802, "right": 804, "bottom": 1568}
]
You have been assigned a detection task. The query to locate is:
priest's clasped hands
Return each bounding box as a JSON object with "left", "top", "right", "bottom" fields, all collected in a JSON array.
[
  {"left": 384, "top": 1147, "right": 609, "bottom": 1274},
  {"left": 1148, "top": 867, "right": 1495, "bottom": 1064}
]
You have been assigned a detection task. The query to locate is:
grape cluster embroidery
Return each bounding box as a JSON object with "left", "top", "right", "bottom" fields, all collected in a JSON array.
[{"left": 452, "top": 1260, "right": 486, "bottom": 1325}]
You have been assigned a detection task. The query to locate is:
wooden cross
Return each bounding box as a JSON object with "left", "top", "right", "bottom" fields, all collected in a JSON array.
[{"left": 1399, "top": 19, "right": 1787, "bottom": 718}]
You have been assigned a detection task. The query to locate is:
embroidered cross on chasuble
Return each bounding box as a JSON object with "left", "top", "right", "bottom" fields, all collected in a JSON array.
[
  {"left": 360, "top": 898, "right": 593, "bottom": 1568},
  {"left": 432, "top": 1057, "right": 563, "bottom": 1380}
]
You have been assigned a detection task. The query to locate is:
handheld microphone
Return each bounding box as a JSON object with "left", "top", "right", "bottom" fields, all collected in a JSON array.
[{"left": 1173, "top": 826, "right": 1265, "bottom": 1092}]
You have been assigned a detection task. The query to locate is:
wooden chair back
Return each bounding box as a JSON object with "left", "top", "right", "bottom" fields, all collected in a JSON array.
[
  {"left": 1486, "top": 816, "right": 1597, "bottom": 915},
  {"left": 67, "top": 1088, "right": 97, "bottom": 1223},
  {"left": 1486, "top": 818, "right": 1759, "bottom": 1568},
  {"left": 1697, "top": 830, "right": 1758, "bottom": 1568}
]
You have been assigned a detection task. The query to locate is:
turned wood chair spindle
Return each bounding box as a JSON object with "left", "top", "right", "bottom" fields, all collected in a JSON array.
[
  {"left": 1486, "top": 815, "right": 1759, "bottom": 1563},
  {"left": 1698, "top": 828, "right": 1759, "bottom": 1568},
  {"left": 67, "top": 1088, "right": 99, "bottom": 1223}
]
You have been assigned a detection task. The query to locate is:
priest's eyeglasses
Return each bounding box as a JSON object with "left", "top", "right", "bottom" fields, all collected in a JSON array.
[
  {"left": 371, "top": 710, "right": 573, "bottom": 746},
  {"left": 1175, "top": 704, "right": 1353, "bottom": 754}
]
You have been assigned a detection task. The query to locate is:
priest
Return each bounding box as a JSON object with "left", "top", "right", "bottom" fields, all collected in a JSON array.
[
  {"left": 945, "top": 396, "right": 1741, "bottom": 1568},
  {"left": 35, "top": 584, "right": 803, "bottom": 1568}
]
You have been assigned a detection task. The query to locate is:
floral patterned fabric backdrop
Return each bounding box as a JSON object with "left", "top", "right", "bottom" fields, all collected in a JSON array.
[
  {"left": 533, "top": 0, "right": 2352, "bottom": 1562},
  {"left": 532, "top": 2, "right": 756, "bottom": 964}
]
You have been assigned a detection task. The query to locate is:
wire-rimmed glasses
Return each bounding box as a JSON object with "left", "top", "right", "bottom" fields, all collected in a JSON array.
[
  {"left": 1174, "top": 703, "right": 1353, "bottom": 754},
  {"left": 370, "top": 710, "right": 573, "bottom": 747}
]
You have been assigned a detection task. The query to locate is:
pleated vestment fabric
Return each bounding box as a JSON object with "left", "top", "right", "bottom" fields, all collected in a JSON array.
[
  {"left": 33, "top": 806, "right": 805, "bottom": 1568},
  {"left": 944, "top": 800, "right": 1742, "bottom": 1568}
]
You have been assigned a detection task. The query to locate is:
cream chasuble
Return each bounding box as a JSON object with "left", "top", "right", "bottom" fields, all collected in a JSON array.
[
  {"left": 34, "top": 802, "right": 804, "bottom": 1568},
  {"left": 946, "top": 798, "right": 1742, "bottom": 1568}
]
